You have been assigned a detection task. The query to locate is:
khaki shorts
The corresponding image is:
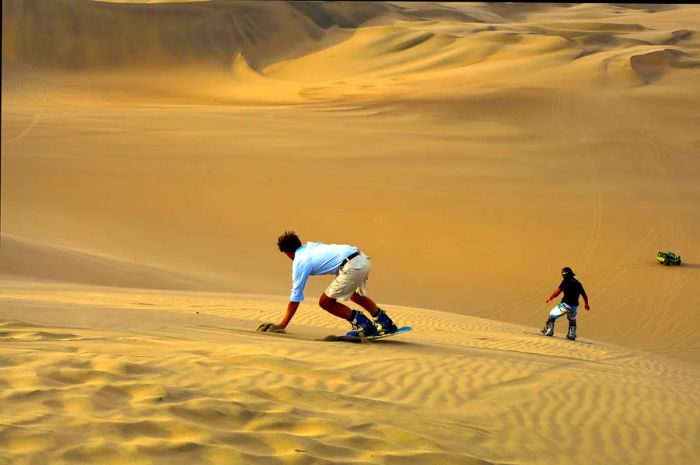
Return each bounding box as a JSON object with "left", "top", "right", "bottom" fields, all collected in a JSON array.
[{"left": 325, "top": 253, "right": 371, "bottom": 301}]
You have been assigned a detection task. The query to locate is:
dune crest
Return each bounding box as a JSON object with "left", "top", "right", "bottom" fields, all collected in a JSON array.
[{"left": 0, "top": 234, "right": 200, "bottom": 290}]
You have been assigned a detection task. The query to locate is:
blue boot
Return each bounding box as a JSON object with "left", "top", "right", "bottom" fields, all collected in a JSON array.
[
  {"left": 347, "top": 310, "right": 379, "bottom": 337},
  {"left": 374, "top": 308, "right": 398, "bottom": 334}
]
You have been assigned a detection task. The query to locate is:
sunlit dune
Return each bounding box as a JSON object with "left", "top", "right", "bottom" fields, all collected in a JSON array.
[{"left": 2, "top": 2, "right": 699, "bottom": 464}]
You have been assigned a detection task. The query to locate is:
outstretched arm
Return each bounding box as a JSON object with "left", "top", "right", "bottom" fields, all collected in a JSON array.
[
  {"left": 257, "top": 302, "right": 300, "bottom": 333},
  {"left": 258, "top": 261, "right": 308, "bottom": 333},
  {"left": 545, "top": 288, "right": 561, "bottom": 303},
  {"left": 279, "top": 301, "right": 300, "bottom": 329}
]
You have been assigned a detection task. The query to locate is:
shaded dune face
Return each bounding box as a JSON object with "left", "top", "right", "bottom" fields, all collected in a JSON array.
[
  {"left": 1, "top": 0, "right": 396, "bottom": 71},
  {"left": 629, "top": 48, "right": 688, "bottom": 83}
]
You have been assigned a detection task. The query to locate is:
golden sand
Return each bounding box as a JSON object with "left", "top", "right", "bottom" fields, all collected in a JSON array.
[{"left": 2, "top": 2, "right": 699, "bottom": 464}]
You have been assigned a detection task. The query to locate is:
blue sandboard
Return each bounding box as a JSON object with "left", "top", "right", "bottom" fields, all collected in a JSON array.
[{"left": 324, "top": 326, "right": 412, "bottom": 343}]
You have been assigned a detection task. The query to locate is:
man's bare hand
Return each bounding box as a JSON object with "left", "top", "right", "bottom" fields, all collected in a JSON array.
[{"left": 256, "top": 322, "right": 286, "bottom": 333}]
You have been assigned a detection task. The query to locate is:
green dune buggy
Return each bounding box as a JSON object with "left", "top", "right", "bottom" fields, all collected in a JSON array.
[{"left": 657, "top": 251, "right": 681, "bottom": 266}]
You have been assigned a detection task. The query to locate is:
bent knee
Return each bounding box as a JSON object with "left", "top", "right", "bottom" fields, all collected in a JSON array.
[{"left": 319, "top": 293, "right": 335, "bottom": 308}]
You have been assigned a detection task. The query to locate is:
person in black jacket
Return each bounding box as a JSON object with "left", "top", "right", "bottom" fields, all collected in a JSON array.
[{"left": 541, "top": 267, "right": 590, "bottom": 340}]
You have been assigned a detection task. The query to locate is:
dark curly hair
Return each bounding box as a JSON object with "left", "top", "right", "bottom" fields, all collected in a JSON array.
[{"left": 277, "top": 230, "right": 302, "bottom": 253}]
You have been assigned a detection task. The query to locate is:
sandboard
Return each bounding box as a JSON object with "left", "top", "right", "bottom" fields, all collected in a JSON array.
[
  {"left": 323, "top": 326, "right": 412, "bottom": 343},
  {"left": 537, "top": 332, "right": 595, "bottom": 344}
]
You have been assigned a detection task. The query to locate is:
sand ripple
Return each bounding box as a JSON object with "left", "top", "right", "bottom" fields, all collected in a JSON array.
[{"left": 1, "top": 289, "right": 699, "bottom": 465}]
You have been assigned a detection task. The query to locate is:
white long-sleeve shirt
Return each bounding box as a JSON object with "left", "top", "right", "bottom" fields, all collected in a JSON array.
[{"left": 290, "top": 242, "right": 358, "bottom": 302}]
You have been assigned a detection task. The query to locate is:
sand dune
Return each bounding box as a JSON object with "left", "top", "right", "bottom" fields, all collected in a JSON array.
[
  {"left": 2, "top": 3, "right": 700, "bottom": 464},
  {"left": 0, "top": 234, "right": 200, "bottom": 290},
  {"left": 1, "top": 283, "right": 699, "bottom": 465},
  {"left": 4, "top": 2, "right": 699, "bottom": 104},
  {"left": 3, "top": 84, "right": 697, "bottom": 361},
  {"left": 2, "top": 0, "right": 395, "bottom": 71}
]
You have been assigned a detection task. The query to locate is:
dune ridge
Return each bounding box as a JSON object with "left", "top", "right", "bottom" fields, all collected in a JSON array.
[{"left": 0, "top": 234, "right": 202, "bottom": 290}]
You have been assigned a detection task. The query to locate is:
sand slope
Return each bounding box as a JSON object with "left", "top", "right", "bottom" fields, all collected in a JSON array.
[
  {"left": 1, "top": 282, "right": 699, "bottom": 465},
  {"left": 3, "top": 91, "right": 698, "bottom": 361},
  {"left": 2, "top": 3, "right": 700, "bottom": 462}
]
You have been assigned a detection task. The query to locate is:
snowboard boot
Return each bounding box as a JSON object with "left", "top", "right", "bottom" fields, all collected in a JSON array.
[
  {"left": 540, "top": 318, "right": 555, "bottom": 337},
  {"left": 566, "top": 323, "right": 577, "bottom": 341},
  {"left": 347, "top": 310, "right": 380, "bottom": 338},
  {"left": 373, "top": 308, "right": 398, "bottom": 334}
]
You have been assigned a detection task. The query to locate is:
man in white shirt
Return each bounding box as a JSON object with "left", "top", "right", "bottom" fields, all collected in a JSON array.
[{"left": 256, "top": 231, "right": 399, "bottom": 337}]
